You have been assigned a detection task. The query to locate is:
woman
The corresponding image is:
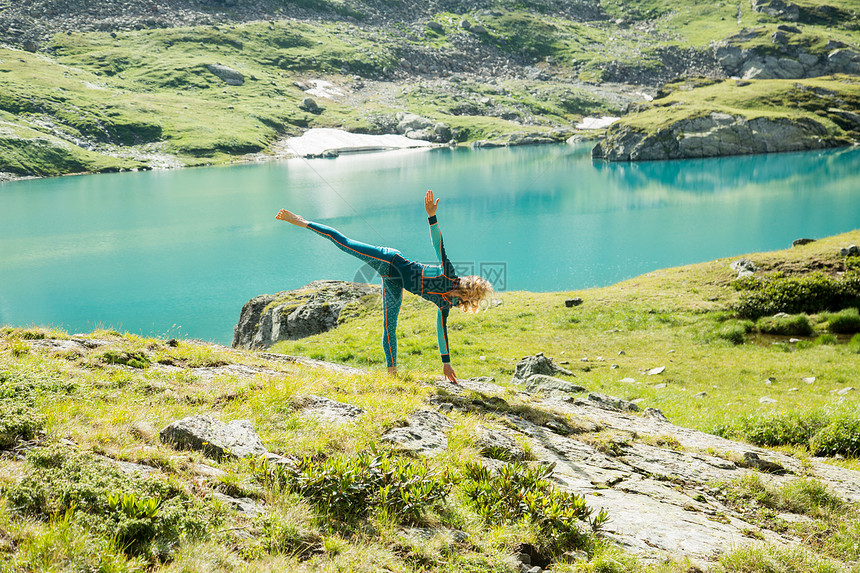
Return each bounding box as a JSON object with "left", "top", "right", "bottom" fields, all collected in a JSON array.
[{"left": 276, "top": 190, "right": 493, "bottom": 382}]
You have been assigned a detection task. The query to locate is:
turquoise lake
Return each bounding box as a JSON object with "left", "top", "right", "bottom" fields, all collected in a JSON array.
[{"left": 2, "top": 143, "right": 859, "bottom": 344}]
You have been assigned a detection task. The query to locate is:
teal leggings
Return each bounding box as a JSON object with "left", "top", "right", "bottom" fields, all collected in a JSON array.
[{"left": 306, "top": 222, "right": 404, "bottom": 367}]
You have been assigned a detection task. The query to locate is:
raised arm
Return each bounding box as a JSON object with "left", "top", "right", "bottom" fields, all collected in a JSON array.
[{"left": 425, "top": 190, "right": 457, "bottom": 279}]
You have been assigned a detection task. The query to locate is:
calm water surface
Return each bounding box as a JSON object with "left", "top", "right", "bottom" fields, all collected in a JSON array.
[{"left": 2, "top": 144, "right": 859, "bottom": 344}]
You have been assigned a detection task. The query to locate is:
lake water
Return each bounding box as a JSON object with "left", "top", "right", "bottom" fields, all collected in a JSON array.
[{"left": 2, "top": 143, "right": 859, "bottom": 344}]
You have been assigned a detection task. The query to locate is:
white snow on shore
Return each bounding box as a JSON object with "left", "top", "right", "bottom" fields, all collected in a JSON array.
[
  {"left": 283, "top": 128, "right": 435, "bottom": 157},
  {"left": 576, "top": 116, "right": 620, "bottom": 130}
]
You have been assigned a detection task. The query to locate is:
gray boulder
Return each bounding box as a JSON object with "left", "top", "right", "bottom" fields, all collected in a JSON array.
[
  {"left": 525, "top": 374, "right": 585, "bottom": 395},
  {"left": 233, "top": 280, "right": 380, "bottom": 349},
  {"left": 160, "top": 414, "right": 267, "bottom": 459},
  {"left": 206, "top": 64, "right": 244, "bottom": 86},
  {"left": 294, "top": 394, "right": 364, "bottom": 425},
  {"left": 512, "top": 352, "right": 574, "bottom": 383},
  {"left": 730, "top": 258, "right": 757, "bottom": 278},
  {"left": 751, "top": 0, "right": 800, "bottom": 21},
  {"left": 300, "top": 97, "right": 320, "bottom": 113}
]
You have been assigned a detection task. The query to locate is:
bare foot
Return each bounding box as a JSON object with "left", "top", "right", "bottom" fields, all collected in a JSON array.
[
  {"left": 387, "top": 366, "right": 398, "bottom": 377},
  {"left": 275, "top": 209, "right": 309, "bottom": 227}
]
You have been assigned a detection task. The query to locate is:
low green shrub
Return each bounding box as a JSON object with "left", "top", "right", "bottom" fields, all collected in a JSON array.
[
  {"left": 4, "top": 445, "right": 215, "bottom": 558},
  {"left": 459, "top": 462, "right": 607, "bottom": 558},
  {"left": 733, "top": 271, "right": 860, "bottom": 319},
  {"left": 721, "top": 474, "right": 844, "bottom": 519},
  {"left": 756, "top": 314, "right": 813, "bottom": 336},
  {"left": 810, "top": 418, "right": 860, "bottom": 458},
  {"left": 0, "top": 400, "right": 45, "bottom": 448},
  {"left": 731, "top": 412, "right": 828, "bottom": 447},
  {"left": 813, "top": 334, "right": 838, "bottom": 345},
  {"left": 254, "top": 450, "right": 450, "bottom": 526},
  {"left": 711, "top": 319, "right": 755, "bottom": 345},
  {"left": 102, "top": 351, "right": 150, "bottom": 369},
  {"left": 823, "top": 307, "right": 860, "bottom": 334}
]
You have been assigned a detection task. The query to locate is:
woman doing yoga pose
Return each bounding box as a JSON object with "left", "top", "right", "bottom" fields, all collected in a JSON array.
[{"left": 276, "top": 190, "right": 493, "bottom": 383}]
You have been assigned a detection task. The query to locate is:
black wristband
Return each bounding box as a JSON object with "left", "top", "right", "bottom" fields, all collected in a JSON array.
[{"left": 428, "top": 215, "right": 438, "bottom": 224}]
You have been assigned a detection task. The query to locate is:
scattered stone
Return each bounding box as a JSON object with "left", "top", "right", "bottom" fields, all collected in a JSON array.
[
  {"left": 210, "top": 492, "right": 266, "bottom": 516},
  {"left": 300, "top": 97, "right": 321, "bottom": 113},
  {"left": 802, "top": 377, "right": 816, "bottom": 384},
  {"left": 730, "top": 258, "right": 757, "bottom": 277},
  {"left": 380, "top": 410, "right": 452, "bottom": 455},
  {"left": 294, "top": 395, "right": 363, "bottom": 424},
  {"left": 611, "top": 364, "right": 619, "bottom": 369},
  {"left": 792, "top": 238, "right": 815, "bottom": 247},
  {"left": 694, "top": 391, "right": 707, "bottom": 398},
  {"left": 788, "top": 387, "right": 798, "bottom": 392},
  {"left": 525, "top": 374, "right": 585, "bottom": 394},
  {"left": 112, "top": 459, "right": 159, "bottom": 476},
  {"left": 564, "top": 297, "right": 583, "bottom": 307},
  {"left": 620, "top": 378, "right": 636, "bottom": 384},
  {"left": 438, "top": 402, "right": 453, "bottom": 413},
  {"left": 130, "top": 420, "right": 157, "bottom": 442},
  {"left": 511, "top": 353, "right": 574, "bottom": 383},
  {"left": 205, "top": 64, "right": 244, "bottom": 86},
  {"left": 160, "top": 414, "right": 267, "bottom": 460},
  {"left": 759, "top": 397, "right": 777, "bottom": 404},
  {"left": 647, "top": 366, "right": 665, "bottom": 376},
  {"left": 642, "top": 407, "right": 669, "bottom": 422},
  {"left": 739, "top": 452, "right": 787, "bottom": 474},
  {"left": 840, "top": 245, "right": 860, "bottom": 256},
  {"left": 654, "top": 383, "right": 667, "bottom": 389},
  {"left": 586, "top": 393, "right": 640, "bottom": 412},
  {"left": 837, "top": 387, "right": 855, "bottom": 396}
]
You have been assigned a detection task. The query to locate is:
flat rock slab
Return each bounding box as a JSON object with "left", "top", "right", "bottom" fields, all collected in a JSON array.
[
  {"left": 525, "top": 374, "right": 585, "bottom": 394},
  {"left": 259, "top": 352, "right": 364, "bottom": 375},
  {"left": 295, "top": 394, "right": 363, "bottom": 425},
  {"left": 160, "top": 414, "right": 267, "bottom": 460},
  {"left": 380, "top": 410, "right": 452, "bottom": 455}
]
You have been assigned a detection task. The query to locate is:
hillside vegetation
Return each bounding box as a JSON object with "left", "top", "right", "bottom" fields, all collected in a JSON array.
[
  {"left": 1, "top": 230, "right": 859, "bottom": 571},
  {"left": 1, "top": 0, "right": 859, "bottom": 177}
]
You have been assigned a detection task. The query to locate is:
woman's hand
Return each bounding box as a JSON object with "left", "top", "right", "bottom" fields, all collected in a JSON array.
[
  {"left": 275, "top": 209, "right": 308, "bottom": 227},
  {"left": 443, "top": 363, "right": 457, "bottom": 383},
  {"left": 425, "top": 190, "right": 439, "bottom": 217}
]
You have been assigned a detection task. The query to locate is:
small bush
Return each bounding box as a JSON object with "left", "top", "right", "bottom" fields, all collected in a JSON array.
[
  {"left": 102, "top": 351, "right": 150, "bottom": 369},
  {"left": 732, "top": 412, "right": 827, "bottom": 447},
  {"left": 0, "top": 400, "right": 45, "bottom": 448},
  {"left": 460, "top": 461, "right": 607, "bottom": 558},
  {"left": 814, "top": 334, "right": 838, "bottom": 345},
  {"left": 823, "top": 307, "right": 860, "bottom": 334},
  {"left": 711, "top": 320, "right": 755, "bottom": 345},
  {"left": 254, "top": 450, "right": 450, "bottom": 527},
  {"left": 756, "top": 314, "right": 813, "bottom": 336},
  {"left": 721, "top": 474, "right": 844, "bottom": 519},
  {"left": 734, "top": 271, "right": 860, "bottom": 319},
  {"left": 4, "top": 445, "right": 215, "bottom": 558},
  {"left": 810, "top": 418, "right": 860, "bottom": 458}
]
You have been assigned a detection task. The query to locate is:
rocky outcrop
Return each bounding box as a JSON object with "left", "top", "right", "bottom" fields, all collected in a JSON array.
[
  {"left": 714, "top": 28, "right": 860, "bottom": 80},
  {"left": 232, "top": 280, "right": 380, "bottom": 350},
  {"left": 205, "top": 64, "right": 244, "bottom": 86},
  {"left": 592, "top": 112, "right": 840, "bottom": 162},
  {"left": 511, "top": 352, "right": 574, "bottom": 383}
]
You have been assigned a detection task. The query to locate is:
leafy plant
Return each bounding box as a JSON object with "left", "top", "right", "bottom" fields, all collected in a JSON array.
[
  {"left": 809, "top": 417, "right": 860, "bottom": 458},
  {"left": 0, "top": 400, "right": 45, "bottom": 448},
  {"left": 254, "top": 450, "right": 450, "bottom": 527},
  {"left": 4, "top": 445, "right": 214, "bottom": 558},
  {"left": 459, "top": 461, "right": 606, "bottom": 557}
]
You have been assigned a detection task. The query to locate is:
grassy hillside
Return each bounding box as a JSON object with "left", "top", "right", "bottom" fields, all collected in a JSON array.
[
  {"left": 272, "top": 228, "right": 860, "bottom": 459},
  {"left": 1, "top": 0, "right": 859, "bottom": 177},
  {"left": 1, "top": 230, "right": 858, "bottom": 571}
]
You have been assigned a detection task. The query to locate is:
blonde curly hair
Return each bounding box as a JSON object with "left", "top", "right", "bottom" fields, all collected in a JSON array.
[{"left": 453, "top": 275, "right": 495, "bottom": 313}]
